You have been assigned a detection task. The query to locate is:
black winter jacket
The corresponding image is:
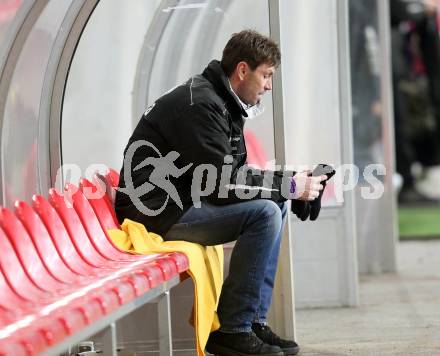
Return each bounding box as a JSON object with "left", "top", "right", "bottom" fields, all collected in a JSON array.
[{"left": 115, "top": 60, "right": 294, "bottom": 235}]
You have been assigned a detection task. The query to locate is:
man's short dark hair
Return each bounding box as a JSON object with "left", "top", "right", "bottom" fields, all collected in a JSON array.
[{"left": 221, "top": 30, "right": 281, "bottom": 77}]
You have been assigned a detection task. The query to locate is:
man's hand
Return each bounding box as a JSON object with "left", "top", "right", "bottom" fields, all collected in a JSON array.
[{"left": 292, "top": 171, "right": 327, "bottom": 201}]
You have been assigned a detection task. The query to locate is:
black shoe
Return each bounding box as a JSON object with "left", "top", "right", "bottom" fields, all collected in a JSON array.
[
  {"left": 252, "top": 324, "right": 300, "bottom": 355},
  {"left": 206, "top": 330, "right": 284, "bottom": 356}
]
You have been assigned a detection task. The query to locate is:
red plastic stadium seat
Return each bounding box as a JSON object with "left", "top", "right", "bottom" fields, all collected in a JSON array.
[
  {"left": 80, "top": 179, "right": 189, "bottom": 274},
  {"left": 48, "top": 188, "right": 128, "bottom": 268},
  {"left": 0, "top": 208, "right": 103, "bottom": 297},
  {"left": 32, "top": 195, "right": 112, "bottom": 276},
  {"left": 27, "top": 196, "right": 146, "bottom": 312},
  {"left": 0, "top": 306, "right": 15, "bottom": 325},
  {"left": 0, "top": 238, "right": 37, "bottom": 306},
  {"left": 160, "top": 252, "right": 189, "bottom": 274},
  {"left": 0, "top": 330, "right": 46, "bottom": 355},
  {"left": 0, "top": 164, "right": 190, "bottom": 355},
  {"left": 15, "top": 201, "right": 85, "bottom": 285},
  {"left": 14, "top": 201, "right": 129, "bottom": 313},
  {"left": 0, "top": 210, "right": 59, "bottom": 297},
  {"left": 51, "top": 188, "right": 179, "bottom": 293},
  {"left": 0, "top": 217, "right": 104, "bottom": 322},
  {"left": 33, "top": 195, "right": 156, "bottom": 302},
  {"left": 52, "top": 187, "right": 182, "bottom": 283},
  {"left": 70, "top": 182, "right": 185, "bottom": 273},
  {"left": 0, "top": 212, "right": 159, "bottom": 344},
  {"left": 93, "top": 168, "right": 119, "bottom": 205},
  {"left": 0, "top": 206, "right": 142, "bottom": 318},
  {"left": 0, "top": 226, "right": 88, "bottom": 336},
  {"left": 106, "top": 168, "right": 120, "bottom": 187},
  {"left": 65, "top": 183, "right": 139, "bottom": 261},
  {"left": 0, "top": 338, "right": 28, "bottom": 356},
  {"left": 82, "top": 177, "right": 119, "bottom": 229}
]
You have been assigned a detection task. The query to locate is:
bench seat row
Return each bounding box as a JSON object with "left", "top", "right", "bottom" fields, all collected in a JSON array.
[{"left": 0, "top": 172, "right": 189, "bottom": 355}]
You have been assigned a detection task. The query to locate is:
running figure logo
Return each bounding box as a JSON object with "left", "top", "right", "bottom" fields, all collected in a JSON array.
[{"left": 120, "top": 140, "right": 193, "bottom": 216}]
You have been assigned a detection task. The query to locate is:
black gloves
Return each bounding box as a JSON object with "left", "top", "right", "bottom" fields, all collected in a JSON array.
[
  {"left": 291, "top": 199, "right": 311, "bottom": 221},
  {"left": 309, "top": 164, "right": 335, "bottom": 220},
  {"left": 290, "top": 164, "right": 335, "bottom": 221}
]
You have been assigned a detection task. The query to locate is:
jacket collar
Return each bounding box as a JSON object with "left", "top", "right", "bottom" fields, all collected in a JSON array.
[{"left": 202, "top": 60, "right": 248, "bottom": 118}]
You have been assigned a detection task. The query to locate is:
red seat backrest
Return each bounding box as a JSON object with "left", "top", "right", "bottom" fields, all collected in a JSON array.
[
  {"left": 15, "top": 201, "right": 80, "bottom": 284},
  {"left": 80, "top": 177, "right": 119, "bottom": 230},
  {"left": 94, "top": 168, "right": 119, "bottom": 206},
  {"left": 65, "top": 183, "right": 129, "bottom": 261},
  {"left": 47, "top": 188, "right": 115, "bottom": 267},
  {"left": 0, "top": 224, "right": 50, "bottom": 303},
  {"left": 106, "top": 168, "right": 119, "bottom": 187},
  {"left": 0, "top": 231, "right": 32, "bottom": 309},
  {"left": 0, "top": 338, "right": 29, "bottom": 356},
  {"left": 0, "top": 208, "right": 63, "bottom": 293},
  {"left": 32, "top": 195, "right": 100, "bottom": 276}
]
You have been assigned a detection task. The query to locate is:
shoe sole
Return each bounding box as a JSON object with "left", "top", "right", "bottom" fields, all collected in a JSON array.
[
  {"left": 283, "top": 345, "right": 300, "bottom": 355},
  {"left": 206, "top": 342, "right": 284, "bottom": 356}
]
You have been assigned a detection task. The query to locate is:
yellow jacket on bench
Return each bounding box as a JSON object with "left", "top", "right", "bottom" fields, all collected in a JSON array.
[{"left": 108, "top": 219, "right": 223, "bottom": 356}]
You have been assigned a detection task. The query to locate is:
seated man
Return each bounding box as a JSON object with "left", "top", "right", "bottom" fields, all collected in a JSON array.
[{"left": 115, "top": 30, "right": 325, "bottom": 356}]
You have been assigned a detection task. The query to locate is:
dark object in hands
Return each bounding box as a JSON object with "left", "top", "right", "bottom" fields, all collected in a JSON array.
[
  {"left": 309, "top": 164, "right": 335, "bottom": 221},
  {"left": 290, "top": 199, "right": 311, "bottom": 221},
  {"left": 290, "top": 164, "right": 335, "bottom": 221}
]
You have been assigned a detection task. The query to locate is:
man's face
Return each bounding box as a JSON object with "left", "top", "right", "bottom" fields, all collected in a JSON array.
[{"left": 236, "top": 62, "right": 275, "bottom": 106}]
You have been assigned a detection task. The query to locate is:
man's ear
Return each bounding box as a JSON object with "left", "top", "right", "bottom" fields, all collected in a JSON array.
[{"left": 236, "top": 61, "right": 248, "bottom": 80}]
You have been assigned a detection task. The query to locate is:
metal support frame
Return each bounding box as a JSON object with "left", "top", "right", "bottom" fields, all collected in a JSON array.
[
  {"left": 0, "top": 0, "right": 100, "bottom": 201},
  {"left": 188, "top": 0, "right": 233, "bottom": 75},
  {"left": 0, "top": 0, "right": 49, "bottom": 205},
  {"left": 99, "top": 322, "right": 117, "bottom": 356},
  {"left": 157, "top": 291, "right": 173, "bottom": 355},
  {"left": 377, "top": 0, "right": 398, "bottom": 273},
  {"left": 336, "top": 0, "right": 359, "bottom": 306},
  {"left": 42, "top": 276, "right": 180, "bottom": 356},
  {"left": 267, "top": 0, "right": 296, "bottom": 340},
  {"left": 132, "top": 0, "right": 234, "bottom": 123},
  {"left": 132, "top": 0, "right": 178, "bottom": 123},
  {"left": 38, "top": 0, "right": 98, "bottom": 192},
  {"left": 47, "top": 0, "right": 99, "bottom": 190}
]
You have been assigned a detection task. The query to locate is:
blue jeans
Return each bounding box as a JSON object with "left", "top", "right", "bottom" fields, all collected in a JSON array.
[{"left": 164, "top": 199, "right": 287, "bottom": 332}]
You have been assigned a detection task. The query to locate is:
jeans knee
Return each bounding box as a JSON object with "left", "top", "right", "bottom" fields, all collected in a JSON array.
[
  {"left": 256, "top": 200, "right": 283, "bottom": 232},
  {"left": 277, "top": 201, "right": 287, "bottom": 216}
]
